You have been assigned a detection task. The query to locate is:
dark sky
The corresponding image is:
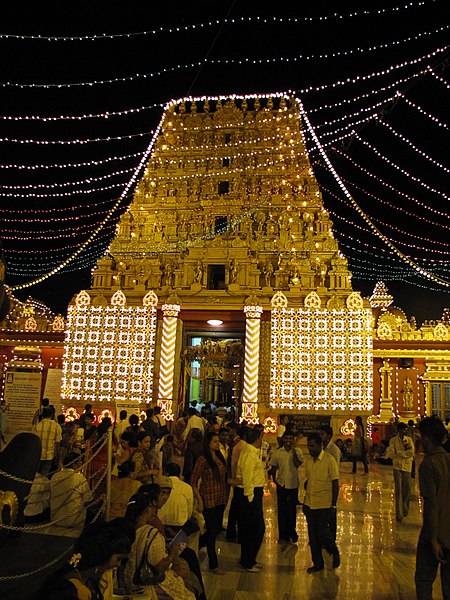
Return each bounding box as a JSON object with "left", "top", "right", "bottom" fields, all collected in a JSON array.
[{"left": 0, "top": 0, "right": 449, "bottom": 324}]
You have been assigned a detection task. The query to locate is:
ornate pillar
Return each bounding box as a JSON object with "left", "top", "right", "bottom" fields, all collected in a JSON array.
[
  {"left": 157, "top": 298, "right": 181, "bottom": 420},
  {"left": 378, "top": 358, "right": 394, "bottom": 422},
  {"left": 241, "top": 297, "right": 263, "bottom": 424}
]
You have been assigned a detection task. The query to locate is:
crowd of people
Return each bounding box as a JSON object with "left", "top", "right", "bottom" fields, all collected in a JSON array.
[{"left": 5, "top": 398, "right": 450, "bottom": 599}]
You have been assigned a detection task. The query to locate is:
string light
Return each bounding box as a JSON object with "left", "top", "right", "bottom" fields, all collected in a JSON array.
[
  {"left": 317, "top": 113, "right": 378, "bottom": 138},
  {"left": 2, "top": 28, "right": 447, "bottom": 89},
  {"left": 321, "top": 183, "right": 450, "bottom": 253},
  {"left": 0, "top": 181, "right": 128, "bottom": 200},
  {"left": 1, "top": 62, "right": 203, "bottom": 89},
  {"left": 213, "top": 25, "right": 449, "bottom": 64},
  {"left": 315, "top": 96, "right": 396, "bottom": 129},
  {"left": 377, "top": 119, "right": 450, "bottom": 173},
  {"left": 0, "top": 67, "right": 426, "bottom": 124},
  {"left": 397, "top": 91, "right": 449, "bottom": 129},
  {"left": 0, "top": 130, "right": 153, "bottom": 145},
  {"left": 339, "top": 234, "right": 449, "bottom": 266},
  {"left": 354, "top": 133, "right": 450, "bottom": 201},
  {"left": 1, "top": 207, "right": 114, "bottom": 223},
  {"left": 0, "top": 168, "right": 134, "bottom": 191},
  {"left": 337, "top": 231, "right": 449, "bottom": 276},
  {"left": 296, "top": 45, "right": 448, "bottom": 95},
  {"left": 0, "top": 103, "right": 164, "bottom": 122},
  {"left": 0, "top": 2, "right": 433, "bottom": 41},
  {"left": 337, "top": 174, "right": 450, "bottom": 233},
  {"left": 427, "top": 65, "right": 450, "bottom": 89},
  {"left": 1, "top": 220, "right": 116, "bottom": 239},
  {"left": 0, "top": 151, "right": 144, "bottom": 170},
  {"left": 338, "top": 238, "right": 449, "bottom": 266},
  {"left": 4, "top": 228, "right": 116, "bottom": 254},
  {"left": 329, "top": 147, "right": 450, "bottom": 220},
  {"left": 307, "top": 69, "right": 426, "bottom": 114},
  {"left": 299, "top": 102, "right": 450, "bottom": 288},
  {"left": 7, "top": 99, "right": 166, "bottom": 290}
]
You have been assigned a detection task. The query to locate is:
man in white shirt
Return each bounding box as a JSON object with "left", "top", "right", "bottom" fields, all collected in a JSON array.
[
  {"left": 236, "top": 428, "right": 266, "bottom": 572},
  {"left": 277, "top": 415, "right": 289, "bottom": 447},
  {"left": 24, "top": 470, "right": 50, "bottom": 522},
  {"left": 320, "top": 426, "right": 341, "bottom": 467},
  {"left": 114, "top": 410, "right": 129, "bottom": 441},
  {"left": 35, "top": 407, "right": 62, "bottom": 476},
  {"left": 319, "top": 425, "right": 341, "bottom": 539},
  {"left": 226, "top": 423, "right": 246, "bottom": 541},
  {"left": 303, "top": 433, "right": 340, "bottom": 574},
  {"left": 50, "top": 452, "right": 93, "bottom": 529},
  {"left": 389, "top": 422, "right": 414, "bottom": 522},
  {"left": 270, "top": 432, "right": 303, "bottom": 544},
  {"left": 158, "top": 463, "right": 194, "bottom": 527},
  {"left": 182, "top": 408, "right": 205, "bottom": 440}
]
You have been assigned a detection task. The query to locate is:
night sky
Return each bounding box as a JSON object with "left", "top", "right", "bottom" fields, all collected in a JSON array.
[{"left": 1, "top": 0, "right": 449, "bottom": 324}]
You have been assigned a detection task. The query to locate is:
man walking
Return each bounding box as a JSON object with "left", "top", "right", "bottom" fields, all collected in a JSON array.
[
  {"left": 320, "top": 425, "right": 341, "bottom": 539},
  {"left": 236, "top": 428, "right": 266, "bottom": 572},
  {"left": 415, "top": 417, "right": 450, "bottom": 600},
  {"left": 270, "top": 432, "right": 303, "bottom": 544},
  {"left": 35, "top": 406, "right": 61, "bottom": 476},
  {"left": 389, "top": 422, "right": 414, "bottom": 522},
  {"left": 303, "top": 432, "right": 340, "bottom": 573},
  {"left": 226, "top": 423, "right": 246, "bottom": 541}
]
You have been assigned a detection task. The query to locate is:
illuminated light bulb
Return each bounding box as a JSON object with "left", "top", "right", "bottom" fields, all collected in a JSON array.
[{"left": 207, "top": 319, "right": 223, "bottom": 326}]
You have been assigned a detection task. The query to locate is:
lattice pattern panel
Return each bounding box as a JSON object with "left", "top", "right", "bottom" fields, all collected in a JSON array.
[
  {"left": 270, "top": 307, "right": 373, "bottom": 411},
  {"left": 62, "top": 306, "right": 157, "bottom": 403}
]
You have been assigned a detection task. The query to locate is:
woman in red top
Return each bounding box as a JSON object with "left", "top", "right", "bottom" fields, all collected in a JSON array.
[{"left": 191, "top": 431, "right": 227, "bottom": 575}]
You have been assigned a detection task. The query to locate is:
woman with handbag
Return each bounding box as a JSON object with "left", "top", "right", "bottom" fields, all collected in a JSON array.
[
  {"left": 125, "top": 490, "right": 196, "bottom": 600},
  {"left": 351, "top": 416, "right": 369, "bottom": 474},
  {"left": 190, "top": 431, "right": 228, "bottom": 575}
]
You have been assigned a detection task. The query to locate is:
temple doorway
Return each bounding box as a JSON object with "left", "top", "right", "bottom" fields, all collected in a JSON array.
[{"left": 182, "top": 334, "right": 244, "bottom": 411}]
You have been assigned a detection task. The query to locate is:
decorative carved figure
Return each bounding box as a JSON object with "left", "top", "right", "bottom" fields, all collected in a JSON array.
[{"left": 403, "top": 377, "right": 414, "bottom": 410}]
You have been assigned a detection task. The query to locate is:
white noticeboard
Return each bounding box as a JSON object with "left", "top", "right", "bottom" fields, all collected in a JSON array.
[
  {"left": 43, "top": 368, "right": 63, "bottom": 404},
  {"left": 4, "top": 371, "right": 42, "bottom": 433}
]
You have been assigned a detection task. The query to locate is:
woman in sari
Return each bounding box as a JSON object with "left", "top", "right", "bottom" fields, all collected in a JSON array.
[{"left": 125, "top": 489, "right": 195, "bottom": 600}]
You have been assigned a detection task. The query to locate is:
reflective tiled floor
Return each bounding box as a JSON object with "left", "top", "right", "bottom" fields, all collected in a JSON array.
[{"left": 201, "top": 461, "right": 444, "bottom": 600}]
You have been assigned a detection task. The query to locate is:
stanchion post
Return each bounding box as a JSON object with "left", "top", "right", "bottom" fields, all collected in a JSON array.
[{"left": 105, "top": 428, "right": 113, "bottom": 521}]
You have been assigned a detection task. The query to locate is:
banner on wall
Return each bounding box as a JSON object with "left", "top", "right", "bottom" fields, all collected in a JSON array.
[
  {"left": 4, "top": 371, "right": 42, "bottom": 433},
  {"left": 43, "top": 368, "right": 63, "bottom": 404}
]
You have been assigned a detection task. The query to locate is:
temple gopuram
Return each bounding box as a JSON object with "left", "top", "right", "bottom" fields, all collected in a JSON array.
[{"left": 1, "top": 94, "right": 449, "bottom": 434}]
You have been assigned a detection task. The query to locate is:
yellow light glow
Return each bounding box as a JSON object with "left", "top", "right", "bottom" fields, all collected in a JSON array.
[
  {"left": 270, "top": 304, "right": 373, "bottom": 412},
  {"left": 62, "top": 291, "right": 158, "bottom": 405}
]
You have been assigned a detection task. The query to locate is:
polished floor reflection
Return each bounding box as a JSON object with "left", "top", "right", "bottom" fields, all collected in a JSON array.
[{"left": 201, "top": 461, "right": 444, "bottom": 600}]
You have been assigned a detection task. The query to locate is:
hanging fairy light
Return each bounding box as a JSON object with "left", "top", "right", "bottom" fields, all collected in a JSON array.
[
  {"left": 2, "top": 28, "right": 447, "bottom": 89},
  {"left": 300, "top": 103, "right": 450, "bottom": 288},
  {"left": 0, "top": 3, "right": 432, "bottom": 41}
]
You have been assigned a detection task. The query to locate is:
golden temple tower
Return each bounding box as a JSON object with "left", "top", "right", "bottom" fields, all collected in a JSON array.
[{"left": 91, "top": 94, "right": 353, "bottom": 307}]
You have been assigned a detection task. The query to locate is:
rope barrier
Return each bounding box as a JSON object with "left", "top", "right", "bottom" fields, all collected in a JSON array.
[
  {"left": 0, "top": 499, "right": 106, "bottom": 581},
  {"left": 0, "top": 434, "right": 108, "bottom": 485},
  {"left": 0, "top": 467, "right": 109, "bottom": 532}
]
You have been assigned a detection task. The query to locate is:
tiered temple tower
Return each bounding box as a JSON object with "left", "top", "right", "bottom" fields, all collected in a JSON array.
[{"left": 91, "top": 95, "right": 353, "bottom": 308}]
